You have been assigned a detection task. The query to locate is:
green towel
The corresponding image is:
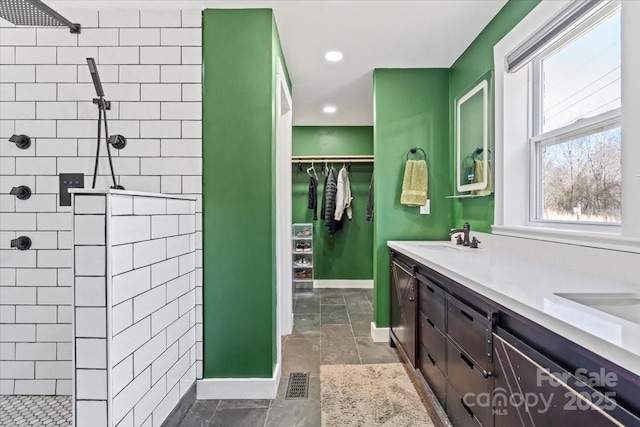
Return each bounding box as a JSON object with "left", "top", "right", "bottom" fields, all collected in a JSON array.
[
  {"left": 401, "top": 160, "right": 428, "bottom": 206},
  {"left": 471, "top": 159, "right": 491, "bottom": 196}
]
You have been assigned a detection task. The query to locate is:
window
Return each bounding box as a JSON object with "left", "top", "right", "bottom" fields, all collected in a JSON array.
[
  {"left": 531, "top": 6, "right": 621, "bottom": 226},
  {"left": 493, "top": 0, "right": 640, "bottom": 251}
]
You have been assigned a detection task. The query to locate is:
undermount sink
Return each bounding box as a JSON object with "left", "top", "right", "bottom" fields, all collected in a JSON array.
[{"left": 555, "top": 293, "right": 640, "bottom": 325}]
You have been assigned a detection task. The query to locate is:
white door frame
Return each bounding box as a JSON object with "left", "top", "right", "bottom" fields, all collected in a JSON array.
[{"left": 275, "top": 58, "right": 293, "bottom": 359}]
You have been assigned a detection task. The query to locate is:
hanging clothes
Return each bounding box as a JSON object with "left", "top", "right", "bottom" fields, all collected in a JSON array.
[
  {"left": 323, "top": 167, "right": 338, "bottom": 227},
  {"left": 334, "top": 165, "right": 353, "bottom": 221},
  {"left": 320, "top": 171, "right": 328, "bottom": 221},
  {"left": 366, "top": 175, "right": 374, "bottom": 222},
  {"left": 323, "top": 167, "right": 343, "bottom": 235},
  {"left": 308, "top": 175, "right": 318, "bottom": 220}
]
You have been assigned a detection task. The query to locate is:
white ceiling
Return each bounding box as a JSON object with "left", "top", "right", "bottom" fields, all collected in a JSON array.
[{"left": 50, "top": 0, "right": 508, "bottom": 125}]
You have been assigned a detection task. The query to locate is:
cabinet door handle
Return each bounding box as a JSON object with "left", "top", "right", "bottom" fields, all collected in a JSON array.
[
  {"left": 460, "top": 309, "right": 474, "bottom": 322},
  {"left": 427, "top": 353, "right": 436, "bottom": 366},
  {"left": 427, "top": 285, "right": 435, "bottom": 293},
  {"left": 426, "top": 318, "right": 435, "bottom": 328},
  {"left": 461, "top": 399, "right": 475, "bottom": 418},
  {"left": 460, "top": 352, "right": 474, "bottom": 369}
]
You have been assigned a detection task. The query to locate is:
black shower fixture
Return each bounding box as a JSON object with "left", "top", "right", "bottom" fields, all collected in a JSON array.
[
  {"left": 87, "top": 57, "right": 126, "bottom": 190},
  {"left": 8, "top": 134, "right": 31, "bottom": 149},
  {"left": 11, "top": 236, "right": 32, "bottom": 251},
  {"left": 10, "top": 185, "right": 31, "bottom": 200},
  {"left": 0, "top": 0, "right": 80, "bottom": 33},
  {"left": 108, "top": 134, "right": 127, "bottom": 150}
]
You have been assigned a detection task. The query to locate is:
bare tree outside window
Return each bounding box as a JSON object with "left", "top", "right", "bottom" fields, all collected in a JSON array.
[{"left": 541, "top": 126, "right": 621, "bottom": 223}]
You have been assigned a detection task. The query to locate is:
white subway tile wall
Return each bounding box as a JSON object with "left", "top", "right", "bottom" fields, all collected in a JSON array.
[
  {"left": 72, "top": 193, "right": 196, "bottom": 427},
  {"left": 0, "top": 8, "right": 203, "bottom": 398},
  {"left": 73, "top": 194, "right": 109, "bottom": 419}
]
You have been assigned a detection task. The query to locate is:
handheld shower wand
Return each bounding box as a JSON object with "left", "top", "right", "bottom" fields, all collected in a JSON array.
[{"left": 87, "top": 58, "right": 127, "bottom": 190}]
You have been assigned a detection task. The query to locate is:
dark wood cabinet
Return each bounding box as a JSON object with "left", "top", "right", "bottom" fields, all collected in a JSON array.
[
  {"left": 390, "top": 255, "right": 417, "bottom": 366},
  {"left": 493, "top": 329, "right": 626, "bottom": 427},
  {"left": 389, "top": 250, "right": 640, "bottom": 427}
]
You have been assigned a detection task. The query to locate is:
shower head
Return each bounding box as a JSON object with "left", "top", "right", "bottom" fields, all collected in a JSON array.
[
  {"left": 0, "top": 0, "right": 80, "bottom": 33},
  {"left": 86, "top": 58, "right": 104, "bottom": 98}
]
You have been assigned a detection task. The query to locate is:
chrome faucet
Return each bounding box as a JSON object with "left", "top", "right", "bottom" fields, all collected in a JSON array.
[{"left": 449, "top": 222, "right": 471, "bottom": 246}]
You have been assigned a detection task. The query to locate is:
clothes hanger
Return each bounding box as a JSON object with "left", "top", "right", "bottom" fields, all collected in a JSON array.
[{"left": 307, "top": 162, "right": 318, "bottom": 181}]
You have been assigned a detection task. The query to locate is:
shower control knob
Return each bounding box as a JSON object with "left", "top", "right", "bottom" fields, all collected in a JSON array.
[
  {"left": 10, "top": 185, "right": 31, "bottom": 200},
  {"left": 11, "top": 236, "right": 32, "bottom": 251},
  {"left": 8, "top": 134, "right": 31, "bottom": 149}
]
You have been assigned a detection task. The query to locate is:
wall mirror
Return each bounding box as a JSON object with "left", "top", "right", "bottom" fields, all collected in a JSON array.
[{"left": 455, "top": 71, "right": 493, "bottom": 195}]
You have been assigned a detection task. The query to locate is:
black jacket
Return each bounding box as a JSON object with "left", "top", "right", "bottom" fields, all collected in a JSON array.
[
  {"left": 366, "top": 175, "right": 374, "bottom": 222},
  {"left": 308, "top": 176, "right": 318, "bottom": 220},
  {"left": 324, "top": 167, "right": 343, "bottom": 234}
]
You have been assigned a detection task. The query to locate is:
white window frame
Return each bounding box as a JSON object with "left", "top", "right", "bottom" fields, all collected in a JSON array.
[
  {"left": 528, "top": 3, "right": 622, "bottom": 231},
  {"left": 493, "top": 0, "right": 640, "bottom": 253}
]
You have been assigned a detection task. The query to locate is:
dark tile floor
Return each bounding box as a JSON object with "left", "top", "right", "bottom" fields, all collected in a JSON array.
[{"left": 179, "top": 288, "right": 399, "bottom": 427}]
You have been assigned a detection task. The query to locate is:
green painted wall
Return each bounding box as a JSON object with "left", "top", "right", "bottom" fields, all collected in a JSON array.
[
  {"left": 449, "top": 0, "right": 540, "bottom": 232},
  {"left": 202, "top": 9, "right": 290, "bottom": 378},
  {"left": 292, "top": 126, "right": 374, "bottom": 280},
  {"left": 373, "top": 69, "right": 452, "bottom": 328}
]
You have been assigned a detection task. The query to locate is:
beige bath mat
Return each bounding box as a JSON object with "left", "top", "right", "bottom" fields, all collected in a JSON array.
[{"left": 320, "top": 363, "right": 435, "bottom": 427}]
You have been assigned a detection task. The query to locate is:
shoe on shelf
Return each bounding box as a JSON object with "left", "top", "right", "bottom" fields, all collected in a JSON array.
[
  {"left": 296, "top": 230, "right": 312, "bottom": 237},
  {"left": 294, "top": 269, "right": 311, "bottom": 279},
  {"left": 295, "top": 242, "right": 312, "bottom": 252},
  {"left": 295, "top": 258, "right": 310, "bottom": 267}
]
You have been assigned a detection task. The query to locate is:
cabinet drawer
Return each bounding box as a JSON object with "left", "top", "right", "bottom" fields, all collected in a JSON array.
[
  {"left": 419, "top": 312, "right": 446, "bottom": 371},
  {"left": 418, "top": 275, "right": 446, "bottom": 332},
  {"left": 418, "top": 343, "right": 446, "bottom": 407},
  {"left": 447, "top": 296, "right": 492, "bottom": 371},
  {"left": 447, "top": 340, "right": 492, "bottom": 427},
  {"left": 446, "top": 381, "right": 482, "bottom": 427}
]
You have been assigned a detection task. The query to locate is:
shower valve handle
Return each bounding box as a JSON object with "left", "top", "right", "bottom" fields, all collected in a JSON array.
[
  {"left": 11, "top": 236, "right": 32, "bottom": 251},
  {"left": 8, "top": 134, "right": 31, "bottom": 149},
  {"left": 10, "top": 185, "right": 31, "bottom": 200}
]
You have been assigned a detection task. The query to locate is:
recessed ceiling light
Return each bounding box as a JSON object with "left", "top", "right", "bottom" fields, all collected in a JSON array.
[
  {"left": 323, "top": 105, "right": 337, "bottom": 114},
  {"left": 324, "top": 51, "right": 343, "bottom": 62}
]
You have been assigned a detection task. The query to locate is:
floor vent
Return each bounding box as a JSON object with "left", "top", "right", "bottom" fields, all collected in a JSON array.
[{"left": 285, "top": 372, "right": 309, "bottom": 400}]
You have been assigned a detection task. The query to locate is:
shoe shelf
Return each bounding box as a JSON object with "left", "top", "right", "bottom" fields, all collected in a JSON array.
[{"left": 292, "top": 223, "right": 313, "bottom": 294}]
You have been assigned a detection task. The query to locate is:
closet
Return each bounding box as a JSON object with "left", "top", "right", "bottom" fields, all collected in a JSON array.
[{"left": 290, "top": 126, "right": 375, "bottom": 291}]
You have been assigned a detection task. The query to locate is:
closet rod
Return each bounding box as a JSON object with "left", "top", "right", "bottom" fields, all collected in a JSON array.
[{"left": 291, "top": 155, "right": 374, "bottom": 163}]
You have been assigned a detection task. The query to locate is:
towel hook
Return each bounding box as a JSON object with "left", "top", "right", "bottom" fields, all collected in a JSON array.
[{"left": 406, "top": 147, "right": 427, "bottom": 160}]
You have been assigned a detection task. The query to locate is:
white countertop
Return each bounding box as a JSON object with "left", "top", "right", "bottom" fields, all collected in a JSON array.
[{"left": 387, "top": 240, "right": 640, "bottom": 376}]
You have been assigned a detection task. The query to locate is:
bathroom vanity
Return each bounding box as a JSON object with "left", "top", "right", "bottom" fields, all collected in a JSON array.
[{"left": 388, "top": 240, "right": 640, "bottom": 427}]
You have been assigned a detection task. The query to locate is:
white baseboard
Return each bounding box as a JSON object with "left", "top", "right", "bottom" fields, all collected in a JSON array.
[
  {"left": 314, "top": 279, "right": 373, "bottom": 289},
  {"left": 370, "top": 322, "right": 389, "bottom": 343},
  {"left": 196, "top": 363, "right": 281, "bottom": 400}
]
